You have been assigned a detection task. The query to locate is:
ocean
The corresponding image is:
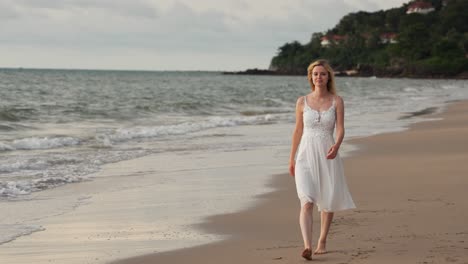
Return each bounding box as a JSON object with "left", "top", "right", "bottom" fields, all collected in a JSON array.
[{"left": 0, "top": 68, "right": 467, "bottom": 263}]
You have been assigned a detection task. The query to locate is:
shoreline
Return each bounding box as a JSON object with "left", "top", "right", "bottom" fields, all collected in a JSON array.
[
  {"left": 0, "top": 124, "right": 291, "bottom": 264},
  {"left": 113, "top": 100, "right": 468, "bottom": 264},
  {"left": 222, "top": 69, "right": 468, "bottom": 80}
]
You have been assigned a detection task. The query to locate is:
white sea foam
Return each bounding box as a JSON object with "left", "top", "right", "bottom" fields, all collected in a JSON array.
[
  {"left": 0, "top": 160, "right": 48, "bottom": 173},
  {"left": 0, "top": 142, "right": 14, "bottom": 151},
  {"left": 403, "top": 87, "right": 419, "bottom": 92},
  {"left": 11, "top": 136, "right": 81, "bottom": 150},
  {"left": 0, "top": 149, "right": 150, "bottom": 198},
  {"left": 0, "top": 181, "right": 31, "bottom": 196},
  {"left": 107, "top": 115, "right": 278, "bottom": 142},
  {"left": 442, "top": 84, "right": 458, "bottom": 90},
  {"left": 0, "top": 174, "right": 90, "bottom": 197},
  {"left": 410, "top": 96, "right": 429, "bottom": 101}
]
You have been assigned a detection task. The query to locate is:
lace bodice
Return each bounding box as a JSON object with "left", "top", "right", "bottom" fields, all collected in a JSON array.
[{"left": 302, "top": 96, "right": 336, "bottom": 138}]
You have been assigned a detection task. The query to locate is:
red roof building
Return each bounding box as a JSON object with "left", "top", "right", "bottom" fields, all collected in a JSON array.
[
  {"left": 406, "top": 1, "right": 435, "bottom": 14},
  {"left": 320, "top": 35, "right": 347, "bottom": 47},
  {"left": 380, "top": 33, "right": 398, "bottom": 44}
]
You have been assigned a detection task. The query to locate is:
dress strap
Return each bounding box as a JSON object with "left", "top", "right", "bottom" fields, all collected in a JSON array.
[{"left": 303, "top": 96, "right": 308, "bottom": 110}]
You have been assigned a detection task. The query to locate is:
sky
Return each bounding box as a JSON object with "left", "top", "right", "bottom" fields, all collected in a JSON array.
[{"left": 0, "top": 0, "right": 409, "bottom": 71}]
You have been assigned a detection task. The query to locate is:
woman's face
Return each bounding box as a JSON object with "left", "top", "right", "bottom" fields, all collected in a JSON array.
[{"left": 312, "top": 66, "right": 329, "bottom": 87}]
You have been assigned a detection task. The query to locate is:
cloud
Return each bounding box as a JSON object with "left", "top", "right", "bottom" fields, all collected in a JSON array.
[
  {"left": 0, "top": 0, "right": 409, "bottom": 70},
  {"left": 9, "top": 0, "right": 158, "bottom": 19},
  {"left": 0, "top": 1, "right": 20, "bottom": 20}
]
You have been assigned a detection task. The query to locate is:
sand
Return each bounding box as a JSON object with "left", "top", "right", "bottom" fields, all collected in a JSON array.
[{"left": 113, "top": 100, "right": 468, "bottom": 264}]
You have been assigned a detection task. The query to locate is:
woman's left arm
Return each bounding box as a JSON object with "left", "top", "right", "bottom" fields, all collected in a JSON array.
[{"left": 327, "top": 96, "right": 345, "bottom": 159}]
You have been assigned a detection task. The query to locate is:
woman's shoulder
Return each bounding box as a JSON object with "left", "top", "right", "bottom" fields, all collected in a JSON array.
[
  {"left": 295, "top": 95, "right": 308, "bottom": 105},
  {"left": 333, "top": 95, "right": 344, "bottom": 107}
]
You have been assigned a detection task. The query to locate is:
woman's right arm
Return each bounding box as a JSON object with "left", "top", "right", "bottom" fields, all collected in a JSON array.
[{"left": 289, "top": 97, "right": 304, "bottom": 177}]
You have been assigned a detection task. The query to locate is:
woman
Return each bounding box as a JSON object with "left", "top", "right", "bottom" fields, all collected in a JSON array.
[{"left": 289, "top": 59, "right": 355, "bottom": 260}]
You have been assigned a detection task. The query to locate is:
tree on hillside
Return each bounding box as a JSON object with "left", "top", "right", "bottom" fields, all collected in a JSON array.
[
  {"left": 269, "top": 0, "right": 468, "bottom": 77},
  {"left": 270, "top": 41, "right": 305, "bottom": 72},
  {"left": 395, "top": 23, "right": 432, "bottom": 60},
  {"left": 438, "top": 0, "right": 468, "bottom": 34},
  {"left": 384, "top": 8, "right": 405, "bottom": 32}
]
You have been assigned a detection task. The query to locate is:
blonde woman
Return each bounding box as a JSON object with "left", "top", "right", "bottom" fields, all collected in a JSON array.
[{"left": 289, "top": 59, "right": 355, "bottom": 260}]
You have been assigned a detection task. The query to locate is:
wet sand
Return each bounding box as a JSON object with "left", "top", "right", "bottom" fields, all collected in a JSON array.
[{"left": 114, "top": 100, "right": 468, "bottom": 264}]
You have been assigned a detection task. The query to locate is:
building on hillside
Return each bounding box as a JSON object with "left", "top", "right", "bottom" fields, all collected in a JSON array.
[
  {"left": 320, "top": 35, "right": 346, "bottom": 47},
  {"left": 406, "top": 1, "right": 435, "bottom": 14},
  {"left": 380, "top": 33, "right": 398, "bottom": 44}
]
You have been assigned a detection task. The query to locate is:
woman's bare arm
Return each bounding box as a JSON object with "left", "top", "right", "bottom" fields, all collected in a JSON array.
[{"left": 289, "top": 97, "right": 304, "bottom": 176}]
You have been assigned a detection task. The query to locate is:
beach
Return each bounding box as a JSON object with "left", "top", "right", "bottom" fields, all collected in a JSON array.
[
  {"left": 1, "top": 71, "right": 467, "bottom": 264},
  {"left": 113, "top": 100, "right": 468, "bottom": 264}
]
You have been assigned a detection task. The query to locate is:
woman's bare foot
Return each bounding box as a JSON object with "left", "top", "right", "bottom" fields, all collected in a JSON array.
[
  {"left": 302, "top": 248, "right": 312, "bottom": 260},
  {"left": 314, "top": 241, "right": 327, "bottom": 255}
]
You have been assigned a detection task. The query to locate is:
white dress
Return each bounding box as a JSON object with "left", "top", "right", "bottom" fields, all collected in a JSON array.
[{"left": 295, "top": 96, "right": 355, "bottom": 212}]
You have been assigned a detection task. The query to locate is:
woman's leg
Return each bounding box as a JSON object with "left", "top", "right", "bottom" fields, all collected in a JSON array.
[
  {"left": 299, "top": 202, "right": 314, "bottom": 252},
  {"left": 314, "top": 211, "right": 334, "bottom": 254}
]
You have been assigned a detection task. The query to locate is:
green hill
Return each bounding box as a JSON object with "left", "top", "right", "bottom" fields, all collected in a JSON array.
[{"left": 269, "top": 0, "right": 468, "bottom": 78}]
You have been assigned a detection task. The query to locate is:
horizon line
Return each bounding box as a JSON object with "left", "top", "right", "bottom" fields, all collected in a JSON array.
[{"left": 0, "top": 66, "right": 240, "bottom": 73}]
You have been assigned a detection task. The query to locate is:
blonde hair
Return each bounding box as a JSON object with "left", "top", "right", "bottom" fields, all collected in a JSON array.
[{"left": 307, "top": 59, "right": 337, "bottom": 95}]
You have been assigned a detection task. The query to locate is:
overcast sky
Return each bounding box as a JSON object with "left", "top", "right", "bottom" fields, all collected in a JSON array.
[{"left": 0, "top": 0, "right": 408, "bottom": 71}]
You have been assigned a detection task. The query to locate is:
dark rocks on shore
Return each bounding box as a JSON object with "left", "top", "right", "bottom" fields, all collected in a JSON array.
[
  {"left": 222, "top": 68, "right": 304, "bottom": 76},
  {"left": 223, "top": 66, "right": 468, "bottom": 79}
]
